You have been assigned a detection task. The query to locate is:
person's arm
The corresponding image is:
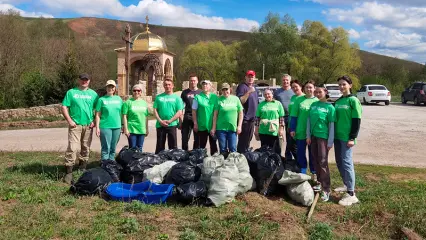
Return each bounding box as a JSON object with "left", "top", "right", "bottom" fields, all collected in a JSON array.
[
  {"left": 237, "top": 110, "right": 243, "bottom": 134},
  {"left": 327, "top": 122, "right": 335, "bottom": 149},
  {"left": 154, "top": 108, "right": 167, "bottom": 127},
  {"left": 210, "top": 110, "right": 218, "bottom": 135},
  {"left": 290, "top": 117, "right": 297, "bottom": 133},
  {"left": 237, "top": 84, "right": 254, "bottom": 104},
  {"left": 192, "top": 99, "right": 199, "bottom": 132},
  {"left": 348, "top": 98, "right": 362, "bottom": 147},
  {"left": 145, "top": 117, "right": 149, "bottom": 137},
  {"left": 122, "top": 115, "right": 130, "bottom": 137},
  {"left": 306, "top": 117, "right": 311, "bottom": 145},
  {"left": 61, "top": 106, "right": 76, "bottom": 128},
  {"left": 95, "top": 111, "right": 101, "bottom": 137}
]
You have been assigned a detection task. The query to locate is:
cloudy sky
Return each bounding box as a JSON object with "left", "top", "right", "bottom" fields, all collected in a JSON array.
[{"left": 1, "top": 0, "right": 425, "bottom": 63}]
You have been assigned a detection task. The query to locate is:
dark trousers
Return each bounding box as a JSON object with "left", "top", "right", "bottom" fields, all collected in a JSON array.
[
  {"left": 296, "top": 139, "right": 315, "bottom": 174},
  {"left": 285, "top": 116, "right": 297, "bottom": 160},
  {"left": 155, "top": 126, "right": 177, "bottom": 154},
  {"left": 196, "top": 130, "right": 218, "bottom": 155},
  {"left": 259, "top": 134, "right": 280, "bottom": 155},
  {"left": 311, "top": 136, "right": 331, "bottom": 192},
  {"left": 181, "top": 118, "right": 199, "bottom": 151},
  {"left": 237, "top": 120, "right": 254, "bottom": 153}
]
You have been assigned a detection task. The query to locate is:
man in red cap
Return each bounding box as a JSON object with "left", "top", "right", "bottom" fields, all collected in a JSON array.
[{"left": 236, "top": 70, "right": 259, "bottom": 153}]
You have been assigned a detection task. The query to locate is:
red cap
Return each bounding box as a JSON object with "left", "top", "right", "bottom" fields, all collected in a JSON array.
[{"left": 246, "top": 70, "right": 256, "bottom": 77}]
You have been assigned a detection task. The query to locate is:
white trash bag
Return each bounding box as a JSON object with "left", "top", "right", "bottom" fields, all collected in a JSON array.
[
  {"left": 286, "top": 181, "right": 315, "bottom": 206},
  {"left": 143, "top": 161, "right": 177, "bottom": 184},
  {"left": 226, "top": 152, "right": 255, "bottom": 193},
  {"left": 207, "top": 162, "right": 239, "bottom": 207},
  {"left": 278, "top": 170, "right": 312, "bottom": 186},
  {"left": 201, "top": 154, "right": 224, "bottom": 188}
]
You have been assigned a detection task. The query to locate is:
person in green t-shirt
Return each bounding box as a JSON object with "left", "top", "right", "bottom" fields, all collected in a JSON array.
[
  {"left": 211, "top": 83, "right": 243, "bottom": 154},
  {"left": 286, "top": 79, "right": 305, "bottom": 162},
  {"left": 61, "top": 73, "right": 99, "bottom": 184},
  {"left": 254, "top": 88, "right": 285, "bottom": 155},
  {"left": 192, "top": 80, "right": 218, "bottom": 155},
  {"left": 289, "top": 80, "right": 318, "bottom": 174},
  {"left": 306, "top": 86, "right": 336, "bottom": 202},
  {"left": 153, "top": 79, "right": 183, "bottom": 154},
  {"left": 95, "top": 80, "right": 123, "bottom": 161},
  {"left": 122, "top": 84, "right": 149, "bottom": 152},
  {"left": 333, "top": 76, "right": 362, "bottom": 206}
]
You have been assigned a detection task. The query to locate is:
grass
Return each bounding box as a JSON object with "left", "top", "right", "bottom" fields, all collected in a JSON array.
[{"left": 0, "top": 151, "right": 425, "bottom": 239}]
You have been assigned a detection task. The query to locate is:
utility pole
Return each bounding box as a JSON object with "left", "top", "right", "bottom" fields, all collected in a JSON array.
[
  {"left": 122, "top": 23, "right": 131, "bottom": 96},
  {"left": 262, "top": 63, "right": 265, "bottom": 80}
]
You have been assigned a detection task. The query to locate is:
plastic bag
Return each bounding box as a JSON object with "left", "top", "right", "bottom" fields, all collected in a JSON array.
[
  {"left": 101, "top": 160, "right": 123, "bottom": 182},
  {"left": 256, "top": 151, "right": 285, "bottom": 196},
  {"left": 174, "top": 181, "right": 208, "bottom": 205},
  {"left": 278, "top": 170, "right": 311, "bottom": 186},
  {"left": 201, "top": 153, "right": 224, "bottom": 188},
  {"left": 188, "top": 148, "right": 208, "bottom": 164},
  {"left": 283, "top": 158, "right": 301, "bottom": 173},
  {"left": 70, "top": 167, "right": 112, "bottom": 195},
  {"left": 143, "top": 161, "right": 177, "bottom": 184},
  {"left": 164, "top": 161, "right": 201, "bottom": 185},
  {"left": 158, "top": 149, "right": 189, "bottom": 162},
  {"left": 226, "top": 152, "right": 255, "bottom": 194},
  {"left": 243, "top": 148, "right": 264, "bottom": 181},
  {"left": 207, "top": 162, "right": 239, "bottom": 207},
  {"left": 287, "top": 181, "right": 314, "bottom": 206}
]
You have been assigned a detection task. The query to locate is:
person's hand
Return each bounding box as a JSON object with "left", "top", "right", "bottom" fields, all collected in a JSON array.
[
  {"left": 145, "top": 131, "right": 149, "bottom": 137},
  {"left": 347, "top": 140, "right": 355, "bottom": 148},
  {"left": 290, "top": 131, "right": 295, "bottom": 138},
  {"left": 68, "top": 120, "right": 77, "bottom": 128},
  {"left": 124, "top": 129, "right": 130, "bottom": 138},
  {"left": 160, "top": 120, "right": 169, "bottom": 127},
  {"left": 178, "top": 121, "right": 182, "bottom": 130},
  {"left": 306, "top": 138, "right": 311, "bottom": 145},
  {"left": 210, "top": 128, "right": 216, "bottom": 136},
  {"left": 89, "top": 121, "right": 95, "bottom": 129},
  {"left": 248, "top": 86, "right": 256, "bottom": 94},
  {"left": 96, "top": 128, "right": 100, "bottom": 138},
  {"left": 327, "top": 145, "right": 333, "bottom": 151},
  {"left": 279, "top": 129, "right": 284, "bottom": 138},
  {"left": 194, "top": 123, "right": 198, "bottom": 132},
  {"left": 237, "top": 126, "right": 242, "bottom": 135}
]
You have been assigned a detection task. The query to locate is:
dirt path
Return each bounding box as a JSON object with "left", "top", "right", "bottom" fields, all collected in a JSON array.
[{"left": 1, "top": 103, "right": 425, "bottom": 168}]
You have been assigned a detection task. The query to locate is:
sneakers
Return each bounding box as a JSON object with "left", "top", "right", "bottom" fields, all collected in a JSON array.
[
  {"left": 312, "top": 184, "right": 322, "bottom": 192},
  {"left": 321, "top": 191, "right": 330, "bottom": 202},
  {"left": 338, "top": 193, "right": 359, "bottom": 206},
  {"left": 334, "top": 185, "right": 347, "bottom": 193}
]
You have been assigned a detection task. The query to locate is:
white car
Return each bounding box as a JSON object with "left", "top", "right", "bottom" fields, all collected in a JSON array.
[
  {"left": 322, "top": 84, "right": 342, "bottom": 102},
  {"left": 356, "top": 84, "right": 391, "bottom": 105}
]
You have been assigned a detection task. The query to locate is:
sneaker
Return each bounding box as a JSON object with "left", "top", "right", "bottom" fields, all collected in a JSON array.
[
  {"left": 338, "top": 193, "right": 359, "bottom": 206},
  {"left": 312, "top": 174, "right": 318, "bottom": 182},
  {"left": 321, "top": 191, "right": 330, "bottom": 202},
  {"left": 334, "top": 186, "right": 347, "bottom": 193},
  {"left": 312, "top": 184, "right": 322, "bottom": 192}
]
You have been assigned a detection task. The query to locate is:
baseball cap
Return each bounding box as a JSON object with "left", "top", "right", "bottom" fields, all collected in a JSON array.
[
  {"left": 201, "top": 80, "right": 211, "bottom": 85},
  {"left": 246, "top": 70, "right": 256, "bottom": 77},
  {"left": 79, "top": 73, "right": 90, "bottom": 80},
  {"left": 132, "top": 84, "right": 143, "bottom": 90},
  {"left": 105, "top": 80, "right": 116, "bottom": 86},
  {"left": 221, "top": 83, "right": 231, "bottom": 90}
]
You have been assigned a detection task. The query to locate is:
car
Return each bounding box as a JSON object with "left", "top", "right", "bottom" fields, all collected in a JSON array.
[
  {"left": 320, "top": 84, "right": 342, "bottom": 102},
  {"left": 356, "top": 84, "right": 391, "bottom": 105},
  {"left": 401, "top": 82, "right": 426, "bottom": 105},
  {"left": 255, "top": 86, "right": 280, "bottom": 102}
]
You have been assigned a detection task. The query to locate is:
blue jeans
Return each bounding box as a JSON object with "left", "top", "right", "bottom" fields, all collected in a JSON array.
[
  {"left": 216, "top": 130, "right": 237, "bottom": 154},
  {"left": 296, "top": 139, "right": 315, "bottom": 174},
  {"left": 100, "top": 128, "right": 121, "bottom": 160},
  {"left": 334, "top": 140, "right": 355, "bottom": 192},
  {"left": 128, "top": 134, "right": 145, "bottom": 152}
]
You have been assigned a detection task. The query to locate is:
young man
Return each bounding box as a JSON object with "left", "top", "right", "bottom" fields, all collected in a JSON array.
[
  {"left": 61, "top": 73, "right": 99, "bottom": 184},
  {"left": 154, "top": 78, "right": 183, "bottom": 154},
  {"left": 274, "top": 74, "right": 296, "bottom": 159},
  {"left": 236, "top": 70, "right": 259, "bottom": 153},
  {"left": 180, "top": 74, "right": 201, "bottom": 151}
]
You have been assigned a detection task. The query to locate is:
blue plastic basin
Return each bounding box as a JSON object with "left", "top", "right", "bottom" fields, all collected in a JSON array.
[{"left": 106, "top": 181, "right": 174, "bottom": 204}]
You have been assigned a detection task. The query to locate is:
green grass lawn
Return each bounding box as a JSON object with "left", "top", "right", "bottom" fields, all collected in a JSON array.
[{"left": 0, "top": 151, "right": 425, "bottom": 240}]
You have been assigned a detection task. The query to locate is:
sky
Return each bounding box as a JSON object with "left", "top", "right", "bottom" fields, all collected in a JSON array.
[{"left": 1, "top": 0, "right": 426, "bottom": 64}]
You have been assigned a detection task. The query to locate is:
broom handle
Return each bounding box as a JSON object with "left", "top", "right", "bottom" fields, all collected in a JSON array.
[{"left": 307, "top": 192, "right": 320, "bottom": 223}]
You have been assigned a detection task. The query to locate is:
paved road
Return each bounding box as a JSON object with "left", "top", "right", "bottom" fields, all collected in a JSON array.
[{"left": 1, "top": 103, "right": 425, "bottom": 168}]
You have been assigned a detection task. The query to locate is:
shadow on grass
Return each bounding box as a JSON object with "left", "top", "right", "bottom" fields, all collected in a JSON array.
[{"left": 6, "top": 161, "right": 102, "bottom": 181}]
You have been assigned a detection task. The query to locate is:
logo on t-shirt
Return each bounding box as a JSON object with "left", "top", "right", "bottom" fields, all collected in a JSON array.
[
  {"left": 73, "top": 94, "right": 93, "bottom": 99},
  {"left": 187, "top": 94, "right": 195, "bottom": 99},
  {"left": 220, "top": 102, "right": 237, "bottom": 108},
  {"left": 103, "top": 100, "right": 121, "bottom": 105},
  {"left": 261, "top": 106, "right": 278, "bottom": 112},
  {"left": 132, "top": 106, "right": 147, "bottom": 111},
  {"left": 311, "top": 106, "right": 328, "bottom": 113},
  {"left": 158, "top": 97, "right": 176, "bottom": 103},
  {"left": 300, "top": 102, "right": 312, "bottom": 110},
  {"left": 335, "top": 104, "right": 350, "bottom": 110}
]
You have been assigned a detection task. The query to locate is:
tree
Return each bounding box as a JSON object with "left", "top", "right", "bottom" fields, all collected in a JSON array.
[{"left": 21, "top": 72, "right": 48, "bottom": 107}]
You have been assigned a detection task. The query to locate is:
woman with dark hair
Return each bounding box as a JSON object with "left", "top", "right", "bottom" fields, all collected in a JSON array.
[
  {"left": 334, "top": 76, "right": 362, "bottom": 206},
  {"left": 289, "top": 80, "right": 318, "bottom": 174},
  {"left": 285, "top": 80, "right": 305, "bottom": 161},
  {"left": 254, "top": 88, "right": 285, "bottom": 154}
]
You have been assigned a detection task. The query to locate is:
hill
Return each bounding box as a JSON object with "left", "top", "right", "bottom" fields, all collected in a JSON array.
[{"left": 28, "top": 17, "right": 424, "bottom": 79}]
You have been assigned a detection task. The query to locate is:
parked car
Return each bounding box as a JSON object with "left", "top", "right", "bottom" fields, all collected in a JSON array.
[
  {"left": 255, "top": 86, "right": 280, "bottom": 102},
  {"left": 401, "top": 82, "right": 426, "bottom": 105},
  {"left": 319, "top": 84, "right": 342, "bottom": 102},
  {"left": 356, "top": 84, "right": 391, "bottom": 105}
]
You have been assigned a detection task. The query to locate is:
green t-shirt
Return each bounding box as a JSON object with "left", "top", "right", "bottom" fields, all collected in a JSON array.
[
  {"left": 255, "top": 100, "right": 285, "bottom": 136},
  {"left": 95, "top": 95, "right": 123, "bottom": 129},
  {"left": 308, "top": 101, "right": 335, "bottom": 139},
  {"left": 290, "top": 96, "right": 318, "bottom": 140},
  {"left": 194, "top": 92, "right": 218, "bottom": 131},
  {"left": 334, "top": 95, "right": 362, "bottom": 142},
  {"left": 153, "top": 93, "right": 184, "bottom": 128},
  {"left": 122, "top": 98, "right": 149, "bottom": 134},
  {"left": 62, "top": 88, "right": 99, "bottom": 125},
  {"left": 214, "top": 95, "right": 243, "bottom": 132}
]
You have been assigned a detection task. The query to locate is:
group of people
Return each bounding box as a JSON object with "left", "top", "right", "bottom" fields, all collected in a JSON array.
[{"left": 61, "top": 71, "right": 362, "bottom": 207}]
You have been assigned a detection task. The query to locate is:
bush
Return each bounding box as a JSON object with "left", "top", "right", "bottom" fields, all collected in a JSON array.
[{"left": 21, "top": 72, "right": 49, "bottom": 107}]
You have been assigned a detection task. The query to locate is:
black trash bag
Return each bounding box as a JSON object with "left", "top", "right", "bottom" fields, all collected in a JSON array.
[
  {"left": 120, "top": 171, "right": 145, "bottom": 184},
  {"left": 164, "top": 161, "right": 201, "bottom": 185},
  {"left": 158, "top": 149, "right": 189, "bottom": 162},
  {"left": 188, "top": 149, "right": 208, "bottom": 164},
  {"left": 256, "top": 151, "right": 285, "bottom": 196},
  {"left": 243, "top": 148, "right": 265, "bottom": 180},
  {"left": 101, "top": 160, "right": 123, "bottom": 182},
  {"left": 283, "top": 157, "right": 301, "bottom": 173},
  {"left": 116, "top": 146, "right": 136, "bottom": 167},
  {"left": 70, "top": 167, "right": 112, "bottom": 195},
  {"left": 174, "top": 181, "right": 208, "bottom": 205}
]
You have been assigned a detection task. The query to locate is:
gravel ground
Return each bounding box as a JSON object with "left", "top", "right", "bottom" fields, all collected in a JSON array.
[{"left": 1, "top": 103, "right": 425, "bottom": 168}]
